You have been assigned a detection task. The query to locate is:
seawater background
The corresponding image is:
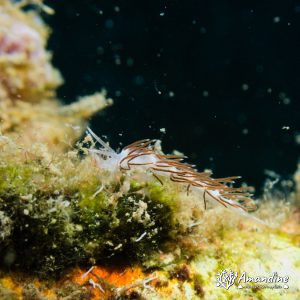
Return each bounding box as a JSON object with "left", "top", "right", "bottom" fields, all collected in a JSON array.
[{"left": 45, "top": 0, "right": 299, "bottom": 194}]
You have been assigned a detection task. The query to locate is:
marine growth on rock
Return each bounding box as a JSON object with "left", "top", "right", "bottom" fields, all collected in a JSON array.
[{"left": 0, "top": 1, "right": 299, "bottom": 299}]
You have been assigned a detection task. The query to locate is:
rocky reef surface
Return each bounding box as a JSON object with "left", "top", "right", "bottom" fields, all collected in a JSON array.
[{"left": 0, "top": 1, "right": 299, "bottom": 299}]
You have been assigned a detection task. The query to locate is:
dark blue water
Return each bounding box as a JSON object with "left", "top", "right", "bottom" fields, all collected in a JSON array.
[{"left": 46, "top": 0, "right": 300, "bottom": 195}]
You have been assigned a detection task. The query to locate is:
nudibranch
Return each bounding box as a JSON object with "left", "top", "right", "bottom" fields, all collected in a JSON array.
[{"left": 86, "top": 127, "right": 258, "bottom": 218}]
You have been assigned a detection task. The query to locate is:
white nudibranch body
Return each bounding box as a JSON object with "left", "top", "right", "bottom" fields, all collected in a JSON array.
[{"left": 86, "top": 127, "right": 261, "bottom": 221}]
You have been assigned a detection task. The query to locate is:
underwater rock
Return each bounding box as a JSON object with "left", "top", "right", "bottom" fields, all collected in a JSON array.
[
  {"left": 1, "top": 127, "right": 299, "bottom": 298},
  {"left": 0, "top": 1, "right": 299, "bottom": 299},
  {"left": 0, "top": 0, "right": 62, "bottom": 102},
  {"left": 0, "top": 0, "right": 113, "bottom": 151},
  {"left": 0, "top": 92, "right": 112, "bottom": 152}
]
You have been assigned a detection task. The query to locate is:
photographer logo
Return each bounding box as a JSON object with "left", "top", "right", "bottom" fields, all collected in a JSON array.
[{"left": 216, "top": 270, "right": 289, "bottom": 290}]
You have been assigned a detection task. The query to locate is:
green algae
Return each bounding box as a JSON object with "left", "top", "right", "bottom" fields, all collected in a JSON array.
[
  {"left": 0, "top": 146, "right": 177, "bottom": 277},
  {"left": 1, "top": 135, "right": 299, "bottom": 299},
  {"left": 147, "top": 181, "right": 178, "bottom": 208}
]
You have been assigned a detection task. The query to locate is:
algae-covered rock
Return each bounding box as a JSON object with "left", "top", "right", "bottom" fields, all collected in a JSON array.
[
  {"left": 1, "top": 130, "right": 299, "bottom": 299},
  {"left": 0, "top": 1, "right": 299, "bottom": 299},
  {"left": 0, "top": 135, "right": 178, "bottom": 277},
  {"left": 0, "top": 0, "right": 112, "bottom": 151},
  {"left": 0, "top": 0, "right": 61, "bottom": 102},
  {"left": 0, "top": 92, "right": 112, "bottom": 152}
]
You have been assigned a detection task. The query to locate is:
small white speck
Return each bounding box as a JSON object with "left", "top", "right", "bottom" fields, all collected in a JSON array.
[
  {"left": 267, "top": 88, "right": 272, "bottom": 93},
  {"left": 169, "top": 91, "right": 175, "bottom": 97},
  {"left": 135, "top": 232, "right": 147, "bottom": 242},
  {"left": 160, "top": 12, "right": 165, "bottom": 16},
  {"left": 203, "top": 90, "right": 209, "bottom": 97},
  {"left": 273, "top": 16, "right": 280, "bottom": 23},
  {"left": 279, "top": 92, "right": 291, "bottom": 104},
  {"left": 75, "top": 225, "right": 83, "bottom": 232},
  {"left": 114, "top": 6, "right": 120, "bottom": 12},
  {"left": 88, "top": 279, "right": 104, "bottom": 292},
  {"left": 242, "top": 83, "right": 249, "bottom": 91},
  {"left": 114, "top": 243, "right": 122, "bottom": 250},
  {"left": 282, "top": 126, "right": 290, "bottom": 130},
  {"left": 114, "top": 56, "right": 121, "bottom": 65},
  {"left": 81, "top": 266, "right": 95, "bottom": 279},
  {"left": 160, "top": 128, "right": 166, "bottom": 133},
  {"left": 154, "top": 81, "right": 162, "bottom": 94},
  {"left": 242, "top": 128, "right": 249, "bottom": 135},
  {"left": 23, "top": 209, "right": 29, "bottom": 215}
]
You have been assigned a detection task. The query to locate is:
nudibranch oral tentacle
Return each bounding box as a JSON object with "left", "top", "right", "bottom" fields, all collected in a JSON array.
[{"left": 86, "top": 127, "right": 259, "bottom": 219}]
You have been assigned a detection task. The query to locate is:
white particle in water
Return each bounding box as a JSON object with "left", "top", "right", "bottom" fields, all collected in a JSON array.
[
  {"left": 242, "top": 83, "right": 249, "bottom": 91},
  {"left": 169, "top": 91, "right": 175, "bottom": 97},
  {"left": 203, "top": 90, "right": 209, "bottom": 97},
  {"left": 114, "top": 56, "right": 121, "bottom": 65}
]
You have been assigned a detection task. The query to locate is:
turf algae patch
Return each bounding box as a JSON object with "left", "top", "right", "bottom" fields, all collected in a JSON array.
[{"left": 0, "top": 151, "right": 175, "bottom": 278}]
